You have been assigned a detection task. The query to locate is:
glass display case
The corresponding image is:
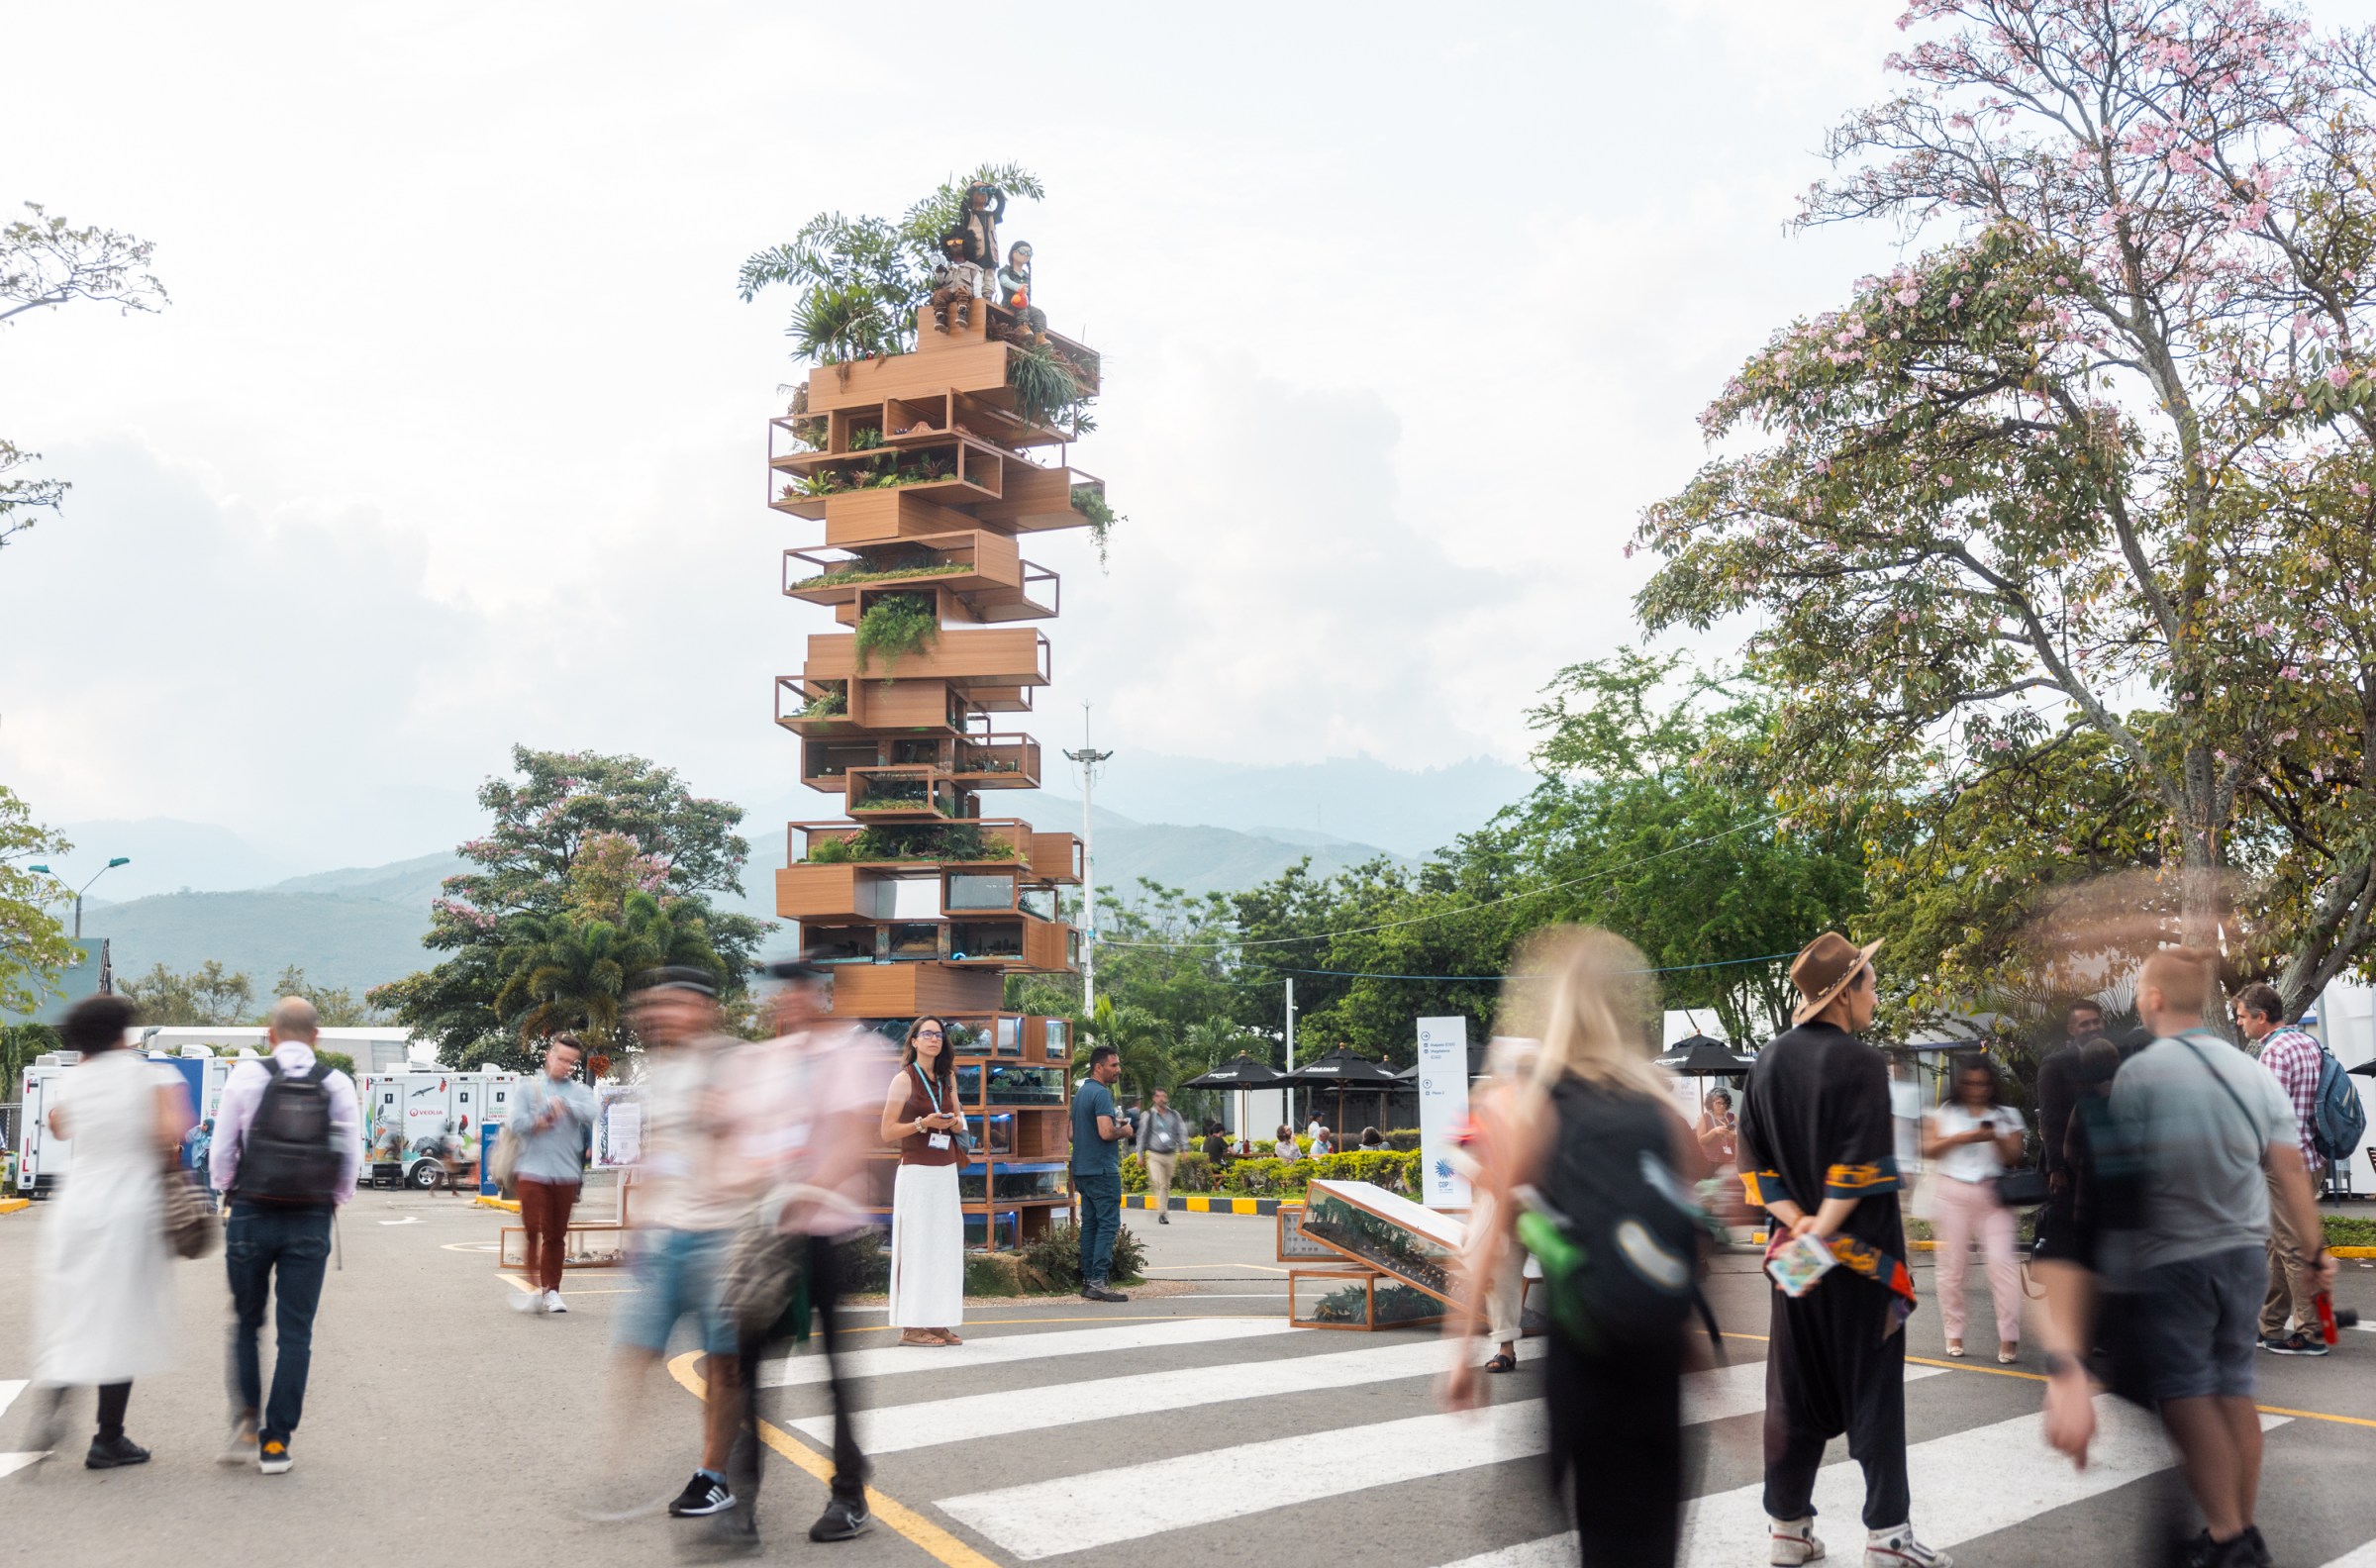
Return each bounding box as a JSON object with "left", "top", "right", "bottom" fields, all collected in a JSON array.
[
  {"left": 989, "top": 1163, "right": 1067, "bottom": 1201},
  {"left": 1287, "top": 1267, "right": 1445, "bottom": 1330},
  {"left": 1299, "top": 1181, "right": 1460, "bottom": 1304},
  {"left": 980, "top": 1063, "right": 1065, "bottom": 1106}
]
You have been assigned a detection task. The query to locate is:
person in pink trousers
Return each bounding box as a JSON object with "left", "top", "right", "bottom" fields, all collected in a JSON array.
[{"left": 1922, "top": 1056, "right": 2028, "bottom": 1362}]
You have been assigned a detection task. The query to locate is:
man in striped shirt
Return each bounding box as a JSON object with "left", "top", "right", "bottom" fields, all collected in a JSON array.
[{"left": 2230, "top": 983, "right": 2328, "bottom": 1355}]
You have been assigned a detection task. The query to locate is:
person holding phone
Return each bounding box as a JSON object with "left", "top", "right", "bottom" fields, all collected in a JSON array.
[
  {"left": 882, "top": 1017, "right": 964, "bottom": 1346},
  {"left": 1921, "top": 1055, "right": 2027, "bottom": 1362}
]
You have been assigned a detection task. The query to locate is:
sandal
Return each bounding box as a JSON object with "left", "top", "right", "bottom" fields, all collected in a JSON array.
[
  {"left": 936, "top": 1329, "right": 964, "bottom": 1346},
  {"left": 899, "top": 1329, "right": 940, "bottom": 1347},
  {"left": 1483, "top": 1352, "right": 1519, "bottom": 1374}
]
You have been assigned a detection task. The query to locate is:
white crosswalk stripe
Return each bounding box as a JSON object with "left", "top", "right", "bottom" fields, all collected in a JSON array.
[
  {"left": 755, "top": 1315, "right": 1295, "bottom": 1389},
  {"left": 932, "top": 1360, "right": 1946, "bottom": 1560},
  {"left": 2320, "top": 1542, "right": 2376, "bottom": 1568},
  {"left": 0, "top": 1380, "right": 43, "bottom": 1478}
]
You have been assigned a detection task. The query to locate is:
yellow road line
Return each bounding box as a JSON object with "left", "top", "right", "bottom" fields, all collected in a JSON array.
[{"left": 669, "top": 1353, "right": 1000, "bottom": 1568}]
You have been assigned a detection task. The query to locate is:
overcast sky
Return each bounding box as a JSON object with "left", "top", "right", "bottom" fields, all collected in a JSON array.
[{"left": 4, "top": 0, "right": 1947, "bottom": 868}]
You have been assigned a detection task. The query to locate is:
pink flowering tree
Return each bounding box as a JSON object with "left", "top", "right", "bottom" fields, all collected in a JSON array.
[
  {"left": 369, "top": 745, "right": 765, "bottom": 1067},
  {"left": 1637, "top": 0, "right": 2376, "bottom": 1013}
]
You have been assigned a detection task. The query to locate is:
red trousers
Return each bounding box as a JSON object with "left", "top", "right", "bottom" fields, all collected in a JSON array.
[{"left": 517, "top": 1178, "right": 579, "bottom": 1293}]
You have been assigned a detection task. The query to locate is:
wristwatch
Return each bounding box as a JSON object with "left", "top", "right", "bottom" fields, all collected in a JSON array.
[{"left": 2041, "top": 1350, "right": 2080, "bottom": 1377}]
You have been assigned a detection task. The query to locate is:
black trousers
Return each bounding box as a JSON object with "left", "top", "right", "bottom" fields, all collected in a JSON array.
[
  {"left": 731, "top": 1232, "right": 867, "bottom": 1517},
  {"left": 1762, "top": 1279, "right": 1910, "bottom": 1530},
  {"left": 1548, "top": 1331, "right": 1686, "bottom": 1568}
]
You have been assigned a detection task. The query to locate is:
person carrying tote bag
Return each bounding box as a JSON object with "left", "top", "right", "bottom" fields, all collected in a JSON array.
[{"left": 1921, "top": 1054, "right": 2028, "bottom": 1363}]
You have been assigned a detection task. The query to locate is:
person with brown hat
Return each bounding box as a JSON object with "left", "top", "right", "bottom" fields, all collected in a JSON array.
[{"left": 1738, "top": 932, "right": 1945, "bottom": 1568}]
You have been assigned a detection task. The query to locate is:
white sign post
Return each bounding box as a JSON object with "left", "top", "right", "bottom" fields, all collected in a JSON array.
[{"left": 1415, "top": 1016, "right": 1472, "bottom": 1211}]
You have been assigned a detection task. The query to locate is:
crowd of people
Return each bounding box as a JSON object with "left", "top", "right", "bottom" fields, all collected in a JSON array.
[{"left": 1440, "top": 929, "right": 2354, "bottom": 1568}]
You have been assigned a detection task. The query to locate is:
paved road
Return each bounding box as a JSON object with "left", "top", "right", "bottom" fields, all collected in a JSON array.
[{"left": 4, "top": 1192, "right": 2376, "bottom": 1567}]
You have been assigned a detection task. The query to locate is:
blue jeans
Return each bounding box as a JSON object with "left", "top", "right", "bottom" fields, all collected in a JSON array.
[
  {"left": 224, "top": 1202, "right": 334, "bottom": 1444},
  {"left": 1074, "top": 1170, "right": 1122, "bottom": 1287}
]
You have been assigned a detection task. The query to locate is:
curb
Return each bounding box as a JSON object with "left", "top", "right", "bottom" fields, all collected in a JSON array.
[
  {"left": 1123, "top": 1193, "right": 1283, "bottom": 1217},
  {"left": 474, "top": 1195, "right": 521, "bottom": 1213},
  {"left": 0, "top": 1198, "right": 29, "bottom": 1216}
]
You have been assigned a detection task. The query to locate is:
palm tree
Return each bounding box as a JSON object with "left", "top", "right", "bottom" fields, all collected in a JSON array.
[{"left": 492, "top": 892, "right": 721, "bottom": 1054}]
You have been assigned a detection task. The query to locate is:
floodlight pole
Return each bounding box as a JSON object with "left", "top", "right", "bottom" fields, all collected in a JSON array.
[
  {"left": 29, "top": 856, "right": 131, "bottom": 939},
  {"left": 1062, "top": 705, "right": 1113, "bottom": 1027},
  {"left": 1284, "top": 976, "right": 1297, "bottom": 1126}
]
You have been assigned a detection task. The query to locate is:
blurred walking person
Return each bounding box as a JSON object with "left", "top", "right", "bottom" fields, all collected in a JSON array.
[
  {"left": 1070, "top": 1044, "right": 1134, "bottom": 1301},
  {"left": 2230, "top": 983, "right": 2330, "bottom": 1355},
  {"left": 509, "top": 1032, "right": 596, "bottom": 1315},
  {"left": 884, "top": 1016, "right": 965, "bottom": 1346},
  {"left": 211, "top": 996, "right": 361, "bottom": 1475},
  {"left": 2037, "top": 949, "right": 2335, "bottom": 1568},
  {"left": 609, "top": 966, "right": 756, "bottom": 1520},
  {"left": 1921, "top": 1056, "right": 2026, "bottom": 1363},
  {"left": 1452, "top": 1031, "right": 1542, "bottom": 1377},
  {"left": 1442, "top": 929, "right": 1710, "bottom": 1567},
  {"left": 722, "top": 962, "right": 886, "bottom": 1546},
  {"left": 1741, "top": 934, "right": 1944, "bottom": 1568},
  {"left": 1136, "top": 1087, "right": 1186, "bottom": 1224},
  {"left": 2034, "top": 1000, "right": 2107, "bottom": 1193},
  {"left": 27, "top": 995, "right": 183, "bottom": 1469}
]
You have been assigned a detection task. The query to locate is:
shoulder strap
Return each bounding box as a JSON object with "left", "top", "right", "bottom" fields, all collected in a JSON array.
[{"left": 2173, "top": 1035, "right": 2267, "bottom": 1145}]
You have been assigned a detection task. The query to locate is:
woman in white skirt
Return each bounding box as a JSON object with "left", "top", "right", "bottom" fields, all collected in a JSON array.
[
  {"left": 881, "top": 1016, "right": 964, "bottom": 1346},
  {"left": 29, "top": 994, "right": 184, "bottom": 1467}
]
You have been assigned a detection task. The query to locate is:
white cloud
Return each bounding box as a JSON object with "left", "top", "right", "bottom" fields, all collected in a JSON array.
[{"left": 2, "top": 0, "right": 1947, "bottom": 863}]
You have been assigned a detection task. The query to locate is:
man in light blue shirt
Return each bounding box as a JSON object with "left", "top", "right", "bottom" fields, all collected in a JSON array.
[{"left": 507, "top": 1034, "right": 596, "bottom": 1315}]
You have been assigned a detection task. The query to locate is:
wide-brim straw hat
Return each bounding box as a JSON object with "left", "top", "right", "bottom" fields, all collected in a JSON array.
[{"left": 1789, "top": 932, "right": 1883, "bottom": 1026}]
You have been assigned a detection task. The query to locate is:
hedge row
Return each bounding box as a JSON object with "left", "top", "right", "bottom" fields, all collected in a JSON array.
[{"left": 1120, "top": 1148, "right": 1422, "bottom": 1198}]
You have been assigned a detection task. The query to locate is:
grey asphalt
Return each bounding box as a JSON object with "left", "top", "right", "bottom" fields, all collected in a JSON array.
[{"left": 2, "top": 1194, "right": 2374, "bottom": 1568}]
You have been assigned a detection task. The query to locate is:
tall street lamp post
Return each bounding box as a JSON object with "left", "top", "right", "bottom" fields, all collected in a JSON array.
[{"left": 28, "top": 857, "right": 132, "bottom": 939}]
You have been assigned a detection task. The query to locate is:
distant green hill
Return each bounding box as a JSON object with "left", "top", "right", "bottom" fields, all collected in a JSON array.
[{"left": 80, "top": 819, "right": 1407, "bottom": 995}]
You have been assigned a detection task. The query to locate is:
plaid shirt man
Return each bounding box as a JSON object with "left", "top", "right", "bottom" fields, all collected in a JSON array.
[{"left": 2255, "top": 1025, "right": 2324, "bottom": 1171}]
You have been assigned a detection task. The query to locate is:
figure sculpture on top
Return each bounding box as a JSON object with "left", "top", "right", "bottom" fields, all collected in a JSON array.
[
  {"left": 930, "top": 229, "right": 983, "bottom": 334},
  {"left": 997, "top": 241, "right": 1047, "bottom": 345},
  {"left": 959, "top": 182, "right": 1005, "bottom": 277}
]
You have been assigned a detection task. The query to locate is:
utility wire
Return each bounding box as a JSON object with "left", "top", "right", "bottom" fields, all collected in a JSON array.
[
  {"left": 1090, "top": 812, "right": 1787, "bottom": 953},
  {"left": 1277, "top": 949, "right": 1801, "bottom": 983}
]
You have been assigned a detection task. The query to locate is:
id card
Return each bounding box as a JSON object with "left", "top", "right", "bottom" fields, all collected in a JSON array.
[{"left": 927, "top": 1132, "right": 952, "bottom": 1151}]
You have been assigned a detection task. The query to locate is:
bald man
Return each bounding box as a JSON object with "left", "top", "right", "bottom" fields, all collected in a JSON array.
[{"left": 210, "top": 995, "right": 361, "bottom": 1475}]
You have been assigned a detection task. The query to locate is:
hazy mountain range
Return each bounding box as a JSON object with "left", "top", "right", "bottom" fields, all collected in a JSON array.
[{"left": 65, "top": 753, "right": 1531, "bottom": 998}]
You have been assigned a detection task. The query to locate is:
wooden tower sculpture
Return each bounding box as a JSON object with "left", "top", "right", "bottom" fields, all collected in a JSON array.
[{"left": 767, "top": 253, "right": 1107, "bottom": 1246}]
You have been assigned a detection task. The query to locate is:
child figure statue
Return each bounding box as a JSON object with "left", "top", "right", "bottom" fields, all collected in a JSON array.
[
  {"left": 997, "top": 241, "right": 1048, "bottom": 345},
  {"left": 960, "top": 181, "right": 1005, "bottom": 277},
  {"left": 930, "top": 229, "right": 982, "bottom": 334}
]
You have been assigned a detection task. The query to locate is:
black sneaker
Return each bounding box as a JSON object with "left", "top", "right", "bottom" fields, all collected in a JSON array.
[
  {"left": 2263, "top": 1330, "right": 2329, "bottom": 1356},
  {"left": 2184, "top": 1529, "right": 2260, "bottom": 1568},
  {"left": 811, "top": 1495, "right": 871, "bottom": 1541},
  {"left": 2239, "top": 1525, "right": 2274, "bottom": 1568},
  {"left": 85, "top": 1435, "right": 151, "bottom": 1469},
  {"left": 669, "top": 1471, "right": 737, "bottom": 1518},
  {"left": 1081, "top": 1284, "right": 1130, "bottom": 1303}
]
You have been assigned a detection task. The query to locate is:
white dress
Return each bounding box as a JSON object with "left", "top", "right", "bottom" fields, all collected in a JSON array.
[
  {"left": 888, "top": 1162, "right": 964, "bottom": 1327},
  {"left": 32, "top": 1051, "right": 177, "bottom": 1385}
]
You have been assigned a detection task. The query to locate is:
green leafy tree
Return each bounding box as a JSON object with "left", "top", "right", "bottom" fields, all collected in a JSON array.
[
  {"left": 370, "top": 746, "right": 762, "bottom": 1066},
  {"left": 262, "top": 965, "right": 379, "bottom": 1028},
  {"left": 1, "top": 203, "right": 167, "bottom": 552},
  {"left": 739, "top": 162, "right": 1045, "bottom": 366},
  {"left": 0, "top": 1023, "right": 58, "bottom": 1100},
  {"left": 482, "top": 893, "right": 722, "bottom": 1070},
  {"left": 1634, "top": 0, "right": 2376, "bottom": 1015},
  {"left": 0, "top": 787, "right": 75, "bottom": 1018},
  {"left": 121, "top": 960, "right": 255, "bottom": 1027}
]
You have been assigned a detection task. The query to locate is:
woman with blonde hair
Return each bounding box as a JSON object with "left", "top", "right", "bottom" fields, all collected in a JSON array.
[
  {"left": 881, "top": 1017, "right": 965, "bottom": 1346},
  {"left": 1440, "top": 927, "right": 1705, "bottom": 1568}
]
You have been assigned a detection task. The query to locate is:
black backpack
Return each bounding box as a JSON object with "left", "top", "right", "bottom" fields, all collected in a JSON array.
[
  {"left": 1517, "top": 1076, "right": 1723, "bottom": 1356},
  {"left": 236, "top": 1059, "right": 342, "bottom": 1205}
]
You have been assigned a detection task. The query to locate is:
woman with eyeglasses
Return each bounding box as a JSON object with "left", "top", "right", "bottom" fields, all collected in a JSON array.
[{"left": 881, "top": 1016, "right": 965, "bottom": 1346}]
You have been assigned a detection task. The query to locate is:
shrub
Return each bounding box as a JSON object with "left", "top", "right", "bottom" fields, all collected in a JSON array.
[
  {"left": 1386, "top": 1127, "right": 1422, "bottom": 1152},
  {"left": 1016, "top": 1221, "right": 1146, "bottom": 1292},
  {"left": 1120, "top": 1153, "right": 1147, "bottom": 1193},
  {"left": 2324, "top": 1215, "right": 2376, "bottom": 1248},
  {"left": 853, "top": 592, "right": 938, "bottom": 671},
  {"left": 1310, "top": 1149, "right": 1421, "bottom": 1194},
  {"left": 842, "top": 1226, "right": 892, "bottom": 1292}
]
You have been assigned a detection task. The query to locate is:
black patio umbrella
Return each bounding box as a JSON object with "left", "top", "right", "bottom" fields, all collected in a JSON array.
[
  {"left": 1183, "top": 1053, "right": 1289, "bottom": 1148},
  {"left": 1655, "top": 1034, "right": 1758, "bottom": 1076},
  {"left": 2348, "top": 1058, "right": 2376, "bottom": 1077},
  {"left": 1283, "top": 1046, "right": 1401, "bottom": 1143}
]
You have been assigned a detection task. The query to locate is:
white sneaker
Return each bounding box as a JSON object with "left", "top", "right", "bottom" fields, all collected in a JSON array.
[
  {"left": 1865, "top": 1524, "right": 1951, "bottom": 1568},
  {"left": 1771, "top": 1517, "right": 1826, "bottom": 1565},
  {"left": 544, "top": 1289, "right": 567, "bottom": 1314}
]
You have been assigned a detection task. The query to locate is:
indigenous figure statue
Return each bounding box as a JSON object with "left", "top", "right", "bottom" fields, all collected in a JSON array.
[
  {"left": 930, "top": 229, "right": 982, "bottom": 333},
  {"left": 959, "top": 182, "right": 1005, "bottom": 276},
  {"left": 997, "top": 241, "right": 1048, "bottom": 345}
]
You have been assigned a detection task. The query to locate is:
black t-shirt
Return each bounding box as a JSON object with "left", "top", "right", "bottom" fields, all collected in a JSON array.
[
  {"left": 2034, "top": 1043, "right": 2082, "bottom": 1177},
  {"left": 1739, "top": 1021, "right": 1916, "bottom": 1314}
]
